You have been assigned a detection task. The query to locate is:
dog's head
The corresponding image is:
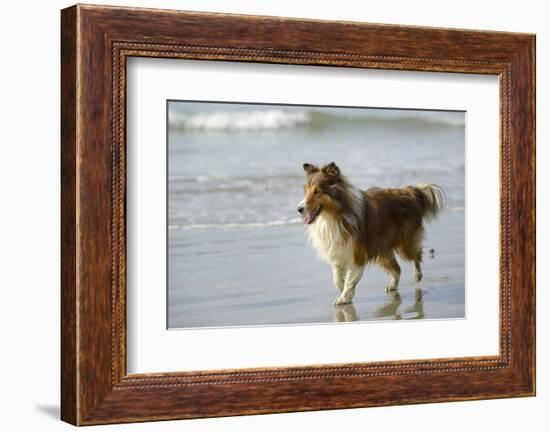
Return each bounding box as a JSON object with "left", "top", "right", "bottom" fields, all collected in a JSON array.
[{"left": 297, "top": 162, "right": 345, "bottom": 225}]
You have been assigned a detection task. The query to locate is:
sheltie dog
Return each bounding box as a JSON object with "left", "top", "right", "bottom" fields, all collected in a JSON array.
[{"left": 297, "top": 162, "right": 444, "bottom": 305}]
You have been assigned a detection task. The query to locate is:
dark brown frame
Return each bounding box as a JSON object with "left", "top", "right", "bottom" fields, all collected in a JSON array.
[{"left": 61, "top": 4, "right": 536, "bottom": 426}]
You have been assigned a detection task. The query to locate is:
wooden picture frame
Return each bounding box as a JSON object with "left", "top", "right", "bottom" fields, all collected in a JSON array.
[{"left": 61, "top": 4, "right": 535, "bottom": 425}]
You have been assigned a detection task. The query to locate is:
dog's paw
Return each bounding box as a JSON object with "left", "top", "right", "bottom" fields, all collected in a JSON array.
[
  {"left": 334, "top": 296, "right": 352, "bottom": 306},
  {"left": 384, "top": 283, "right": 398, "bottom": 293},
  {"left": 414, "top": 271, "right": 423, "bottom": 283}
]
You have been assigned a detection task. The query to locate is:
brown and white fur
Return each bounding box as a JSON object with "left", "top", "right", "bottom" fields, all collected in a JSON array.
[{"left": 297, "top": 162, "right": 444, "bottom": 305}]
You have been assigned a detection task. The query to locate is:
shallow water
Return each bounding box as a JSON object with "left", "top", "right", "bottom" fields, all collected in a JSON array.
[{"left": 168, "top": 211, "right": 465, "bottom": 329}]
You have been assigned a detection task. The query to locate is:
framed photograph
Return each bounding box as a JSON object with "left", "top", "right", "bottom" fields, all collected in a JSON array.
[{"left": 61, "top": 4, "right": 535, "bottom": 425}]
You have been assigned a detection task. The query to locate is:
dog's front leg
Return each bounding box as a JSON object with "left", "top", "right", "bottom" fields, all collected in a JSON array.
[
  {"left": 331, "top": 264, "right": 346, "bottom": 292},
  {"left": 334, "top": 265, "right": 364, "bottom": 305}
]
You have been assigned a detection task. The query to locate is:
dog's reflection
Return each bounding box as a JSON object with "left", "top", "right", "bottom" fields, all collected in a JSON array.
[
  {"left": 403, "top": 288, "right": 425, "bottom": 320},
  {"left": 334, "top": 288, "right": 425, "bottom": 322},
  {"left": 374, "top": 288, "right": 424, "bottom": 320},
  {"left": 373, "top": 291, "right": 402, "bottom": 319},
  {"left": 333, "top": 303, "right": 359, "bottom": 322}
]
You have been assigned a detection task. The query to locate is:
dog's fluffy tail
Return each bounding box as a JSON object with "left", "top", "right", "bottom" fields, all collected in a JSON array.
[{"left": 415, "top": 183, "right": 445, "bottom": 221}]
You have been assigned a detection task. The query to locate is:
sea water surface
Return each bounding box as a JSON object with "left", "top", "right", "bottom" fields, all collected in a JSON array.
[{"left": 167, "top": 102, "right": 465, "bottom": 329}]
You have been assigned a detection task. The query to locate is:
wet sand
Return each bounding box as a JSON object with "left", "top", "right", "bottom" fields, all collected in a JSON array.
[{"left": 168, "top": 210, "right": 465, "bottom": 329}]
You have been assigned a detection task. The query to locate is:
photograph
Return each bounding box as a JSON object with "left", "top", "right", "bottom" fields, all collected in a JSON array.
[{"left": 167, "top": 101, "right": 466, "bottom": 329}]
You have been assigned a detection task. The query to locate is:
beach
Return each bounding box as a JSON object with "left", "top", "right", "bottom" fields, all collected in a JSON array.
[
  {"left": 168, "top": 209, "right": 465, "bottom": 328},
  {"left": 167, "top": 102, "right": 465, "bottom": 329}
]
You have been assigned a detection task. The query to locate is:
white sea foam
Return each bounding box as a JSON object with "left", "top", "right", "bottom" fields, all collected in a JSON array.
[
  {"left": 168, "top": 108, "right": 465, "bottom": 132},
  {"left": 169, "top": 218, "right": 303, "bottom": 231},
  {"left": 169, "top": 110, "right": 309, "bottom": 131}
]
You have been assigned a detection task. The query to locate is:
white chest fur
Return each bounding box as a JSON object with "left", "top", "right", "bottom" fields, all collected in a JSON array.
[{"left": 305, "top": 213, "right": 354, "bottom": 266}]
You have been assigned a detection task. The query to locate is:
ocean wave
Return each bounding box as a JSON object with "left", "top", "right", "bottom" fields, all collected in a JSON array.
[
  {"left": 169, "top": 218, "right": 303, "bottom": 231},
  {"left": 168, "top": 108, "right": 464, "bottom": 132},
  {"left": 169, "top": 110, "right": 309, "bottom": 131}
]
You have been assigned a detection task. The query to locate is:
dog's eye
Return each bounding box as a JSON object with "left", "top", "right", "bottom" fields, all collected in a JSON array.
[{"left": 314, "top": 189, "right": 320, "bottom": 194}]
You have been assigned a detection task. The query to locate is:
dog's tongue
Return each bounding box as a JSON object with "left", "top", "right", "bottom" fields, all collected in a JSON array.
[{"left": 303, "top": 213, "right": 312, "bottom": 225}]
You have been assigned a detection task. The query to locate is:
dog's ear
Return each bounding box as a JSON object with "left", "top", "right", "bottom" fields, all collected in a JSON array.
[
  {"left": 322, "top": 162, "right": 340, "bottom": 177},
  {"left": 303, "top": 163, "right": 319, "bottom": 176}
]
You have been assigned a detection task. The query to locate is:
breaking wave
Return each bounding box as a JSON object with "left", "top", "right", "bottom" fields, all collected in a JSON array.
[
  {"left": 168, "top": 109, "right": 464, "bottom": 132},
  {"left": 169, "top": 110, "right": 308, "bottom": 131}
]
